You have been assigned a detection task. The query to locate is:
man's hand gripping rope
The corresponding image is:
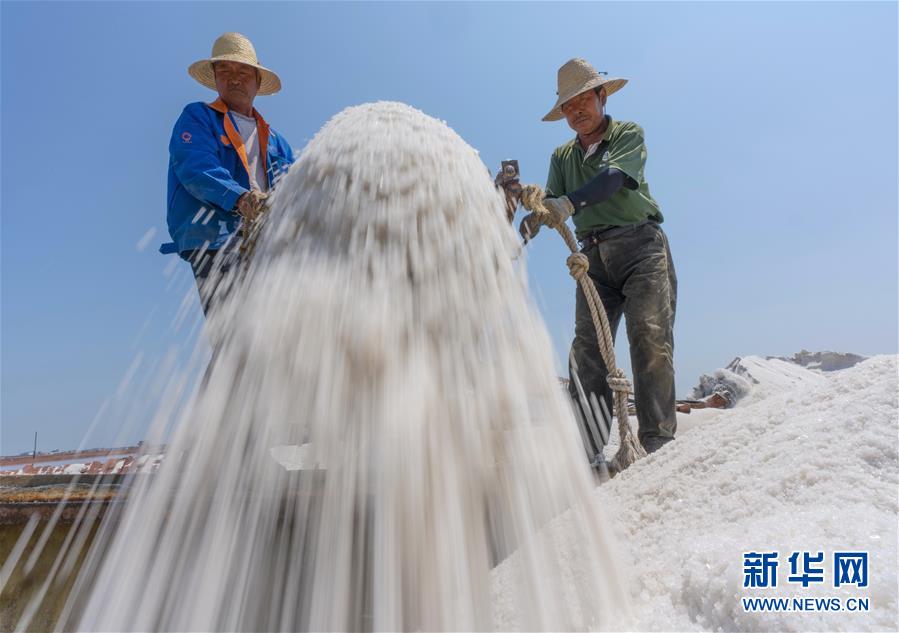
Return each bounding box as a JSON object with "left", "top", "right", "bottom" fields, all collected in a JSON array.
[
  {"left": 517, "top": 183, "right": 646, "bottom": 475},
  {"left": 237, "top": 190, "right": 270, "bottom": 263}
]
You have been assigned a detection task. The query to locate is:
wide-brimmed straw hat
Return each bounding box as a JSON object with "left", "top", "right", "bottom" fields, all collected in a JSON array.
[
  {"left": 188, "top": 32, "right": 282, "bottom": 96},
  {"left": 542, "top": 58, "right": 627, "bottom": 122}
]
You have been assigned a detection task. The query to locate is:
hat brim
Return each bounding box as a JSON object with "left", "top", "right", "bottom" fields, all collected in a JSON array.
[
  {"left": 542, "top": 77, "right": 627, "bottom": 122},
  {"left": 188, "top": 56, "right": 282, "bottom": 96}
]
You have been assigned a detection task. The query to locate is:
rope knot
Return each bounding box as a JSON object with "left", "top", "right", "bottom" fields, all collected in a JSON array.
[
  {"left": 607, "top": 369, "right": 632, "bottom": 394},
  {"left": 566, "top": 252, "right": 589, "bottom": 280},
  {"left": 519, "top": 184, "right": 546, "bottom": 214}
]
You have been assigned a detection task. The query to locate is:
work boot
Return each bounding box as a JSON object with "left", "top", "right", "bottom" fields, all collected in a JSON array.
[{"left": 641, "top": 436, "right": 674, "bottom": 454}]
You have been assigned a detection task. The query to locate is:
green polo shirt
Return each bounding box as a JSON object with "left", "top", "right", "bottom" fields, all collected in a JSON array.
[{"left": 545, "top": 116, "right": 663, "bottom": 237}]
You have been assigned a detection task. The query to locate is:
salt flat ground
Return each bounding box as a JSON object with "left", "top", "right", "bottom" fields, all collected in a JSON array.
[{"left": 492, "top": 355, "right": 899, "bottom": 632}]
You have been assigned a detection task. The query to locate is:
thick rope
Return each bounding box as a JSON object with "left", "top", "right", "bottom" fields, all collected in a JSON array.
[{"left": 520, "top": 184, "right": 646, "bottom": 474}]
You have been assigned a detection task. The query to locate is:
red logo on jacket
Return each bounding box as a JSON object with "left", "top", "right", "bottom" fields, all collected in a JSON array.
[{"left": 181, "top": 132, "right": 192, "bottom": 144}]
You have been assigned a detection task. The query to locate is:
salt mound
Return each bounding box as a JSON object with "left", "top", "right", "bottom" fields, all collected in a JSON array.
[
  {"left": 690, "top": 355, "right": 828, "bottom": 409},
  {"left": 71, "top": 102, "right": 630, "bottom": 632},
  {"left": 728, "top": 355, "right": 828, "bottom": 395},
  {"left": 600, "top": 355, "right": 898, "bottom": 631}
]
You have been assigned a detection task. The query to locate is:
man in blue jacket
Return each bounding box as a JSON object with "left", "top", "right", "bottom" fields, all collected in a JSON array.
[{"left": 162, "top": 32, "right": 295, "bottom": 314}]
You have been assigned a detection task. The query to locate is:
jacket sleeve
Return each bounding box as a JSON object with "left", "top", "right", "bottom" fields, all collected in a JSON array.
[{"left": 169, "top": 106, "right": 248, "bottom": 212}]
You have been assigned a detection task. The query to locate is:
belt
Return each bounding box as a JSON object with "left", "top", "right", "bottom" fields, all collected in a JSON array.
[{"left": 578, "top": 220, "right": 652, "bottom": 249}]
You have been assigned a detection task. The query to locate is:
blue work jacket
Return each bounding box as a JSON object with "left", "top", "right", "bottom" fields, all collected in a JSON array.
[{"left": 161, "top": 98, "right": 295, "bottom": 256}]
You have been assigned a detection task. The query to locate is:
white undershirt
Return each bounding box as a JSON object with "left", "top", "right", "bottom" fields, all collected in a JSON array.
[{"left": 231, "top": 111, "right": 268, "bottom": 192}]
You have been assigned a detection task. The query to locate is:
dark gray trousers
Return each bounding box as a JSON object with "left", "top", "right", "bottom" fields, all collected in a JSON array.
[{"left": 567, "top": 221, "right": 677, "bottom": 455}]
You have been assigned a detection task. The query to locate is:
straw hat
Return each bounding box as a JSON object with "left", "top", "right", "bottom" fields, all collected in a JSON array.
[
  {"left": 542, "top": 58, "right": 627, "bottom": 122},
  {"left": 188, "top": 32, "right": 282, "bottom": 96}
]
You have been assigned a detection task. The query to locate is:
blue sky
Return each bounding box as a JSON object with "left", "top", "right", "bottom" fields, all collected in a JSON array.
[{"left": 2, "top": 2, "right": 896, "bottom": 455}]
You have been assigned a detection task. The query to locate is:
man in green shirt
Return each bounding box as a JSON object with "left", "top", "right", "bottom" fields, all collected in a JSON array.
[{"left": 520, "top": 58, "right": 677, "bottom": 458}]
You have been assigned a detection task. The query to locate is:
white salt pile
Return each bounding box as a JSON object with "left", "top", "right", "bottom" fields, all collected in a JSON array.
[
  {"left": 61, "top": 102, "right": 630, "bottom": 631},
  {"left": 493, "top": 355, "right": 897, "bottom": 631}
]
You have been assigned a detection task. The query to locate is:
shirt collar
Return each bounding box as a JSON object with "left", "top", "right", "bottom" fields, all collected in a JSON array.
[
  {"left": 208, "top": 98, "right": 268, "bottom": 126},
  {"left": 603, "top": 115, "right": 615, "bottom": 140},
  {"left": 573, "top": 114, "right": 613, "bottom": 162},
  {"left": 577, "top": 115, "right": 614, "bottom": 162},
  {"left": 208, "top": 97, "right": 271, "bottom": 146}
]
